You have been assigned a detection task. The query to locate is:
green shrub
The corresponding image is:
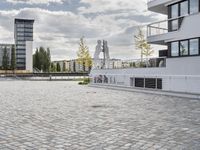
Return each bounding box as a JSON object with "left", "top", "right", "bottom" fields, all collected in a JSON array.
[{"left": 78, "top": 78, "right": 90, "bottom": 85}]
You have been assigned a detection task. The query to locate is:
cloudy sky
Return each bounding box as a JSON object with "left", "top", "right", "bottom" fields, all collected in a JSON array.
[{"left": 0, "top": 0, "right": 165, "bottom": 60}]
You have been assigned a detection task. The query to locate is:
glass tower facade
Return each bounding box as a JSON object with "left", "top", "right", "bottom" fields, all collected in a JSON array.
[{"left": 14, "top": 19, "right": 34, "bottom": 70}]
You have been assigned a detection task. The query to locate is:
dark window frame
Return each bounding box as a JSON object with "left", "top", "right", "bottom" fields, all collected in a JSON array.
[
  {"left": 168, "top": 0, "right": 200, "bottom": 32},
  {"left": 189, "top": 38, "right": 199, "bottom": 55},
  {"left": 169, "top": 37, "right": 200, "bottom": 58},
  {"left": 180, "top": 40, "right": 189, "bottom": 56},
  {"left": 170, "top": 41, "right": 179, "bottom": 57},
  {"left": 189, "top": 0, "right": 200, "bottom": 14}
]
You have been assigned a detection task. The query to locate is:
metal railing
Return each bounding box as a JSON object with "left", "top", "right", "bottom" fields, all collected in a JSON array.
[
  {"left": 93, "top": 57, "right": 166, "bottom": 70},
  {"left": 147, "top": 16, "right": 185, "bottom": 36}
]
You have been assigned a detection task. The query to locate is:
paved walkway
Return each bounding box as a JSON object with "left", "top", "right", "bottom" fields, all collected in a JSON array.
[{"left": 0, "top": 81, "right": 199, "bottom": 150}]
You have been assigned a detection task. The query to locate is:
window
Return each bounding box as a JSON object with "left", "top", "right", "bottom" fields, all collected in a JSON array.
[
  {"left": 135, "top": 78, "right": 144, "bottom": 88},
  {"left": 171, "top": 4, "right": 179, "bottom": 18},
  {"left": 180, "top": 40, "right": 189, "bottom": 56},
  {"left": 134, "top": 78, "right": 162, "bottom": 89},
  {"left": 25, "top": 24, "right": 33, "bottom": 28},
  {"left": 190, "top": 39, "right": 199, "bottom": 55},
  {"left": 145, "top": 78, "right": 156, "bottom": 89},
  {"left": 17, "top": 28, "right": 24, "bottom": 32},
  {"left": 17, "top": 41, "right": 25, "bottom": 45},
  {"left": 17, "top": 37, "right": 25, "bottom": 40},
  {"left": 24, "top": 33, "right": 33, "bottom": 37},
  {"left": 17, "top": 24, "right": 24, "bottom": 28},
  {"left": 17, "top": 33, "right": 24, "bottom": 36},
  {"left": 170, "top": 38, "right": 200, "bottom": 57},
  {"left": 17, "top": 45, "right": 25, "bottom": 49},
  {"left": 16, "top": 55, "right": 25, "bottom": 58},
  {"left": 170, "top": 19, "right": 179, "bottom": 31},
  {"left": 157, "top": 79, "right": 162, "bottom": 89},
  {"left": 180, "top": 1, "right": 189, "bottom": 16},
  {"left": 25, "top": 28, "right": 33, "bottom": 32},
  {"left": 171, "top": 42, "right": 179, "bottom": 56},
  {"left": 16, "top": 58, "right": 25, "bottom": 63},
  {"left": 25, "top": 37, "right": 33, "bottom": 41},
  {"left": 190, "top": 0, "right": 199, "bottom": 14}
]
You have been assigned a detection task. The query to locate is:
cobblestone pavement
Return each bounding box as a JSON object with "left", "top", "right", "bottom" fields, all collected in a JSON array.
[{"left": 0, "top": 81, "right": 199, "bottom": 150}]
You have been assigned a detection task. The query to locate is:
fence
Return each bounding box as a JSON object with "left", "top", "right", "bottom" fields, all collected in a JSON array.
[{"left": 93, "top": 57, "right": 166, "bottom": 70}]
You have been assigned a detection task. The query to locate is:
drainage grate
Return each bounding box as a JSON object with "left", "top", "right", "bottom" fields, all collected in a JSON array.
[
  {"left": 157, "top": 78, "right": 162, "bottom": 89},
  {"left": 135, "top": 78, "right": 144, "bottom": 88},
  {"left": 145, "top": 78, "right": 156, "bottom": 89}
]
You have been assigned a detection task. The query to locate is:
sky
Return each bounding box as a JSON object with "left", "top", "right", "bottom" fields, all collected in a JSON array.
[{"left": 0, "top": 0, "right": 166, "bottom": 60}]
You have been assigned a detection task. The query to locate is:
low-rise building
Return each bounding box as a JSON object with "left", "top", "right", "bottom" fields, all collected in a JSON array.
[
  {"left": 0, "top": 44, "right": 15, "bottom": 67},
  {"left": 52, "top": 59, "right": 91, "bottom": 73}
]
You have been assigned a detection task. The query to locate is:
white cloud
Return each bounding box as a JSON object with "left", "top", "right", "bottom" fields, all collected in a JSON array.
[
  {"left": 79, "top": 0, "right": 148, "bottom": 14},
  {"left": 0, "top": 0, "right": 166, "bottom": 60},
  {"left": 6, "top": 0, "right": 65, "bottom": 5}
]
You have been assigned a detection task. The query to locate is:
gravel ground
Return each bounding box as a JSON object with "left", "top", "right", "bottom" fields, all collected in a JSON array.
[{"left": 0, "top": 81, "right": 199, "bottom": 150}]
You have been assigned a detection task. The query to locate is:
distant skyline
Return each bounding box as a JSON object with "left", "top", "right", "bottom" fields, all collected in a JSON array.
[{"left": 0, "top": 0, "right": 165, "bottom": 60}]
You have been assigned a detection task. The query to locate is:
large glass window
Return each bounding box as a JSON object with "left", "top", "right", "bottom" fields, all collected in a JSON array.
[
  {"left": 190, "top": 39, "right": 199, "bottom": 55},
  {"left": 171, "top": 4, "right": 179, "bottom": 18},
  {"left": 180, "top": 40, "right": 189, "bottom": 56},
  {"left": 170, "top": 19, "right": 179, "bottom": 31},
  {"left": 180, "top": 1, "right": 189, "bottom": 16},
  {"left": 190, "top": 0, "right": 199, "bottom": 14},
  {"left": 171, "top": 42, "right": 179, "bottom": 56},
  {"left": 17, "top": 28, "right": 24, "bottom": 32}
]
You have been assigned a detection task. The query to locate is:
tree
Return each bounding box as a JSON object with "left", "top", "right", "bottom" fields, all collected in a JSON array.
[
  {"left": 50, "top": 62, "right": 57, "bottom": 72},
  {"left": 77, "top": 37, "right": 92, "bottom": 72},
  {"left": 134, "top": 28, "right": 154, "bottom": 61},
  {"left": 46, "top": 48, "right": 51, "bottom": 72},
  {"left": 33, "top": 47, "right": 51, "bottom": 72},
  {"left": 56, "top": 62, "right": 61, "bottom": 72},
  {"left": 63, "top": 62, "right": 66, "bottom": 72},
  {"left": 2, "top": 47, "right": 9, "bottom": 70},
  {"left": 11, "top": 45, "right": 16, "bottom": 71}
]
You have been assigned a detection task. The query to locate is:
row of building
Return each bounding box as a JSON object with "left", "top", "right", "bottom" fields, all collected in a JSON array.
[
  {"left": 52, "top": 58, "right": 122, "bottom": 73},
  {"left": 52, "top": 60, "right": 90, "bottom": 73}
]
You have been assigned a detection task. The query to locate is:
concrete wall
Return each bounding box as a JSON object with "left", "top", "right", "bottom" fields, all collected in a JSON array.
[
  {"left": 90, "top": 56, "right": 200, "bottom": 94},
  {"left": 26, "top": 41, "right": 33, "bottom": 72}
]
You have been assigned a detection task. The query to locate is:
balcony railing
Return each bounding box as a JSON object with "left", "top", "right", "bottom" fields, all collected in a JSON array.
[
  {"left": 93, "top": 57, "right": 166, "bottom": 70},
  {"left": 147, "top": 16, "right": 184, "bottom": 37}
]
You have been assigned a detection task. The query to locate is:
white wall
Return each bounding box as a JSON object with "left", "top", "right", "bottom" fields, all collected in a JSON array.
[
  {"left": 26, "top": 41, "right": 33, "bottom": 72},
  {"left": 90, "top": 56, "right": 200, "bottom": 94}
]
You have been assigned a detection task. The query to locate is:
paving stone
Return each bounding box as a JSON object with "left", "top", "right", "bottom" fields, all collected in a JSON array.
[{"left": 0, "top": 81, "right": 199, "bottom": 149}]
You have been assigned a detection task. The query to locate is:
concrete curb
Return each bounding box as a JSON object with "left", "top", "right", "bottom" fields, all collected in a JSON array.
[{"left": 89, "top": 84, "right": 200, "bottom": 100}]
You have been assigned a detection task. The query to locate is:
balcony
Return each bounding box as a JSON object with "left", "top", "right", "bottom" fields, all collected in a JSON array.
[
  {"left": 147, "top": 16, "right": 184, "bottom": 45},
  {"left": 147, "top": 19, "right": 168, "bottom": 37}
]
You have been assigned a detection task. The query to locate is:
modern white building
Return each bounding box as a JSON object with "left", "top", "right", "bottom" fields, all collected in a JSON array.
[
  {"left": 14, "top": 18, "right": 34, "bottom": 72},
  {"left": 90, "top": 0, "right": 200, "bottom": 95}
]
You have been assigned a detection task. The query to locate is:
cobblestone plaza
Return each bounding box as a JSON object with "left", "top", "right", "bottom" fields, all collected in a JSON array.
[{"left": 0, "top": 81, "right": 199, "bottom": 150}]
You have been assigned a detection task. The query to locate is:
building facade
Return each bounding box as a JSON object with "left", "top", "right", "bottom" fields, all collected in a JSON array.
[
  {"left": 14, "top": 18, "right": 34, "bottom": 72},
  {"left": 90, "top": 0, "right": 200, "bottom": 95},
  {"left": 53, "top": 59, "right": 91, "bottom": 73}
]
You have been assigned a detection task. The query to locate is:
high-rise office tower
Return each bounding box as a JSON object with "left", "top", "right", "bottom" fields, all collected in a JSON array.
[{"left": 14, "top": 18, "right": 34, "bottom": 72}]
